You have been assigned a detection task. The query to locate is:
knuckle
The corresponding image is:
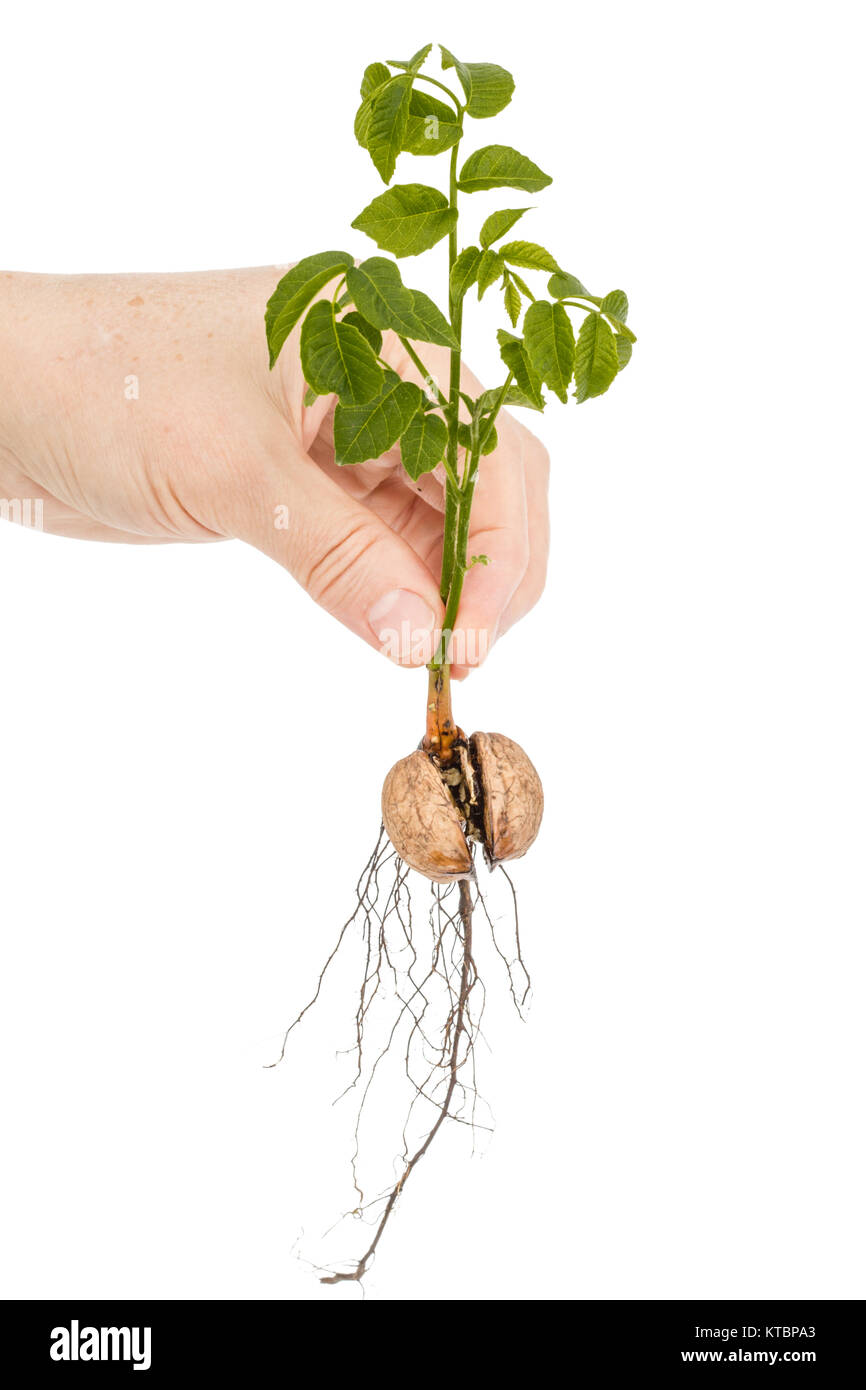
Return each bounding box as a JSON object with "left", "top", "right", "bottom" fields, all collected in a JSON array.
[
  {"left": 301, "top": 517, "right": 382, "bottom": 607},
  {"left": 495, "top": 528, "right": 531, "bottom": 579},
  {"left": 525, "top": 561, "right": 548, "bottom": 610},
  {"left": 512, "top": 529, "right": 532, "bottom": 574},
  {"left": 475, "top": 525, "right": 530, "bottom": 579},
  {"left": 531, "top": 439, "right": 551, "bottom": 479},
  {"left": 504, "top": 561, "right": 548, "bottom": 634}
]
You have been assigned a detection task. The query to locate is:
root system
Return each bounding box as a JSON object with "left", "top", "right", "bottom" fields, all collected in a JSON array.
[{"left": 267, "top": 826, "right": 530, "bottom": 1285}]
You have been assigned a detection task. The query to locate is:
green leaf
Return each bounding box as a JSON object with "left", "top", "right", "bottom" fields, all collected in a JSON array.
[
  {"left": 450, "top": 246, "right": 481, "bottom": 301},
  {"left": 403, "top": 90, "right": 462, "bottom": 155},
  {"left": 366, "top": 73, "right": 414, "bottom": 183},
  {"left": 458, "top": 421, "right": 498, "bottom": 455},
  {"left": 483, "top": 384, "right": 544, "bottom": 413},
  {"left": 522, "top": 300, "right": 575, "bottom": 402},
  {"left": 499, "top": 240, "right": 560, "bottom": 273},
  {"left": 505, "top": 385, "right": 544, "bottom": 412},
  {"left": 598, "top": 290, "right": 636, "bottom": 343},
  {"left": 608, "top": 315, "right": 636, "bottom": 343},
  {"left": 615, "top": 335, "right": 633, "bottom": 371},
  {"left": 388, "top": 44, "right": 433, "bottom": 73},
  {"left": 496, "top": 329, "right": 545, "bottom": 410},
  {"left": 360, "top": 63, "right": 391, "bottom": 99},
  {"left": 574, "top": 312, "right": 619, "bottom": 402},
  {"left": 477, "top": 248, "right": 505, "bottom": 299},
  {"left": 334, "top": 370, "right": 424, "bottom": 465},
  {"left": 601, "top": 289, "right": 629, "bottom": 323},
  {"left": 354, "top": 95, "right": 375, "bottom": 148},
  {"left": 340, "top": 310, "right": 383, "bottom": 355},
  {"left": 507, "top": 268, "right": 534, "bottom": 299},
  {"left": 479, "top": 423, "right": 499, "bottom": 454},
  {"left": 474, "top": 388, "right": 502, "bottom": 413},
  {"left": 480, "top": 207, "right": 530, "bottom": 248},
  {"left": 476, "top": 380, "right": 542, "bottom": 414},
  {"left": 397, "top": 291, "right": 458, "bottom": 347},
  {"left": 303, "top": 385, "right": 319, "bottom": 408},
  {"left": 439, "top": 47, "right": 515, "bottom": 117},
  {"left": 265, "top": 251, "right": 354, "bottom": 368},
  {"left": 400, "top": 410, "right": 448, "bottom": 480},
  {"left": 503, "top": 277, "right": 522, "bottom": 327},
  {"left": 355, "top": 66, "right": 401, "bottom": 150},
  {"left": 458, "top": 145, "right": 552, "bottom": 193},
  {"left": 548, "top": 270, "right": 600, "bottom": 304},
  {"left": 299, "top": 300, "right": 384, "bottom": 405},
  {"left": 345, "top": 258, "right": 457, "bottom": 347},
  {"left": 352, "top": 183, "right": 458, "bottom": 257},
  {"left": 408, "top": 89, "right": 455, "bottom": 120}
]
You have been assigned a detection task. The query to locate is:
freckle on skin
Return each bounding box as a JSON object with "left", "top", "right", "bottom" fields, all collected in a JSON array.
[
  {"left": 175, "top": 353, "right": 183, "bottom": 361},
  {"left": 128, "top": 295, "right": 144, "bottom": 306},
  {"left": 207, "top": 332, "right": 213, "bottom": 338}
]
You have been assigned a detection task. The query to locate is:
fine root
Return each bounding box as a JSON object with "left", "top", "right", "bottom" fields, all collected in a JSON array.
[{"left": 268, "top": 823, "right": 530, "bottom": 1284}]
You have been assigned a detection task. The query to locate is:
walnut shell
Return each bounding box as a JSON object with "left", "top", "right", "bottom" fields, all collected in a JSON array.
[
  {"left": 471, "top": 732, "right": 544, "bottom": 864},
  {"left": 381, "top": 750, "right": 473, "bottom": 884}
]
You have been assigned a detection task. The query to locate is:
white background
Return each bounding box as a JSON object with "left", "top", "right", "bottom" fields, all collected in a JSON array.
[{"left": 1, "top": 0, "right": 864, "bottom": 1301}]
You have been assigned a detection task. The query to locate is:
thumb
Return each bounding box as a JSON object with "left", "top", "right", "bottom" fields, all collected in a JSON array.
[{"left": 231, "top": 442, "right": 444, "bottom": 667}]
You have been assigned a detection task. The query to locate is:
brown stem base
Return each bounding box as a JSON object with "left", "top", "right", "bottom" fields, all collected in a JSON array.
[{"left": 423, "top": 664, "right": 460, "bottom": 765}]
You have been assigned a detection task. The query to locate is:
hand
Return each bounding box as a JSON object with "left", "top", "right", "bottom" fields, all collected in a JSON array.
[{"left": 0, "top": 268, "right": 549, "bottom": 677}]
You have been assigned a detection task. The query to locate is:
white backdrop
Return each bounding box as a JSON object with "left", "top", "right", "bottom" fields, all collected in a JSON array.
[{"left": 1, "top": 0, "right": 864, "bottom": 1301}]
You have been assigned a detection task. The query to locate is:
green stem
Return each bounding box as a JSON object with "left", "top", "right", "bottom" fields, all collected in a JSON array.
[
  {"left": 440, "top": 137, "right": 463, "bottom": 605},
  {"left": 478, "top": 373, "right": 513, "bottom": 452},
  {"left": 433, "top": 448, "right": 479, "bottom": 670},
  {"left": 440, "top": 480, "right": 460, "bottom": 605},
  {"left": 413, "top": 73, "right": 463, "bottom": 113},
  {"left": 442, "top": 460, "right": 461, "bottom": 491},
  {"left": 428, "top": 124, "right": 515, "bottom": 678},
  {"left": 431, "top": 373, "right": 514, "bottom": 671},
  {"left": 397, "top": 336, "right": 448, "bottom": 408}
]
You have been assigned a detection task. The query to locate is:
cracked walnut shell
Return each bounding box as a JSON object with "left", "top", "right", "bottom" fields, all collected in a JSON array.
[
  {"left": 381, "top": 750, "right": 474, "bottom": 884},
  {"left": 382, "top": 734, "right": 543, "bottom": 880}
]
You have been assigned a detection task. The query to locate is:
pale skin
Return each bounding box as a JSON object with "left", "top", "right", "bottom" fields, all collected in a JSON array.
[{"left": 0, "top": 269, "right": 550, "bottom": 678}]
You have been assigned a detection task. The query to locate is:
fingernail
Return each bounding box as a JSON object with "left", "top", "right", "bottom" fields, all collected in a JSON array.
[{"left": 368, "top": 589, "right": 437, "bottom": 665}]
